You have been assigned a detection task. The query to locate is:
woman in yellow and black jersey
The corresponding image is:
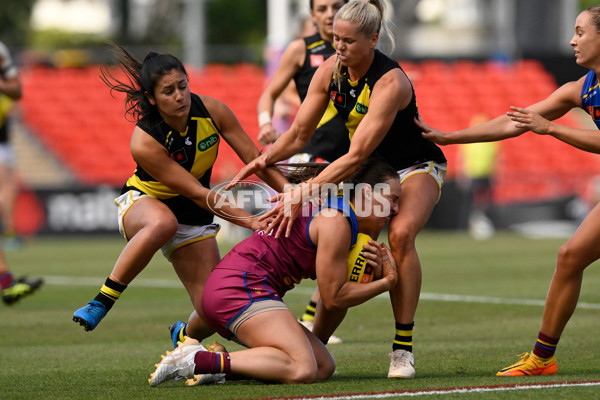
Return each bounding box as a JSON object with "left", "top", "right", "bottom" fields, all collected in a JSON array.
[
  {"left": 257, "top": 0, "right": 349, "bottom": 163},
  {"left": 257, "top": 0, "right": 349, "bottom": 342},
  {"left": 329, "top": 48, "right": 446, "bottom": 170},
  {"left": 123, "top": 93, "right": 220, "bottom": 227},
  {"left": 72, "top": 43, "right": 287, "bottom": 338},
  {"left": 294, "top": 31, "right": 334, "bottom": 102},
  {"left": 232, "top": 0, "right": 446, "bottom": 379}
]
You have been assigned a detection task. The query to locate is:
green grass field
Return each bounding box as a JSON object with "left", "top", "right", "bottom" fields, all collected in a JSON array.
[{"left": 1, "top": 230, "right": 599, "bottom": 399}]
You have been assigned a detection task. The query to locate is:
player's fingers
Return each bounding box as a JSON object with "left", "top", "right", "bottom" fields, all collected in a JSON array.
[
  {"left": 267, "top": 193, "right": 284, "bottom": 203},
  {"left": 272, "top": 217, "right": 287, "bottom": 239},
  {"left": 265, "top": 211, "right": 283, "bottom": 235},
  {"left": 226, "top": 166, "right": 254, "bottom": 190},
  {"left": 285, "top": 216, "right": 295, "bottom": 238}
]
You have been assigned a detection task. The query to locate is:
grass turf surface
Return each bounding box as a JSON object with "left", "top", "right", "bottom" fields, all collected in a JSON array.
[{"left": 1, "top": 231, "right": 599, "bottom": 399}]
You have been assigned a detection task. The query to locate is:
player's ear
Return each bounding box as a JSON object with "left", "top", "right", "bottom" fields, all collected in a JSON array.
[{"left": 145, "top": 91, "right": 156, "bottom": 105}]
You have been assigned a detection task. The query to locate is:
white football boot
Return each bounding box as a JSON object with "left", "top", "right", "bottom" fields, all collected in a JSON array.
[
  {"left": 388, "top": 349, "right": 415, "bottom": 379},
  {"left": 149, "top": 337, "right": 208, "bottom": 386}
]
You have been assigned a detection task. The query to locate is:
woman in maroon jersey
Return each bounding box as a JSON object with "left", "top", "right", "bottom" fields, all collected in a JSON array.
[{"left": 149, "top": 158, "right": 401, "bottom": 386}]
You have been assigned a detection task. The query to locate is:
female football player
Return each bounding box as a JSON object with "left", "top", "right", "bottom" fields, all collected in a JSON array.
[
  {"left": 72, "top": 43, "right": 287, "bottom": 338},
  {"left": 228, "top": 0, "right": 447, "bottom": 379},
  {"left": 418, "top": 5, "right": 600, "bottom": 377},
  {"left": 149, "top": 157, "right": 401, "bottom": 386},
  {"left": 257, "top": 0, "right": 349, "bottom": 342}
]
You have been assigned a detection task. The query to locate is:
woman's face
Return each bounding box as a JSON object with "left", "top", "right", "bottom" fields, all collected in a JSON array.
[
  {"left": 333, "top": 19, "right": 378, "bottom": 70},
  {"left": 147, "top": 69, "right": 191, "bottom": 123},
  {"left": 570, "top": 11, "right": 600, "bottom": 69},
  {"left": 311, "top": 0, "right": 345, "bottom": 39},
  {"left": 355, "top": 177, "right": 401, "bottom": 234}
]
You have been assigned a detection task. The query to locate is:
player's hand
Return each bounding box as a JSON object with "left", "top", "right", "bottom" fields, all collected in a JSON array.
[
  {"left": 226, "top": 155, "right": 268, "bottom": 190},
  {"left": 362, "top": 240, "right": 385, "bottom": 280},
  {"left": 257, "top": 196, "right": 285, "bottom": 235},
  {"left": 251, "top": 212, "right": 278, "bottom": 232},
  {"left": 416, "top": 115, "right": 452, "bottom": 145},
  {"left": 258, "top": 123, "right": 278, "bottom": 146},
  {"left": 259, "top": 183, "right": 310, "bottom": 238},
  {"left": 380, "top": 244, "right": 397, "bottom": 287},
  {"left": 507, "top": 106, "right": 552, "bottom": 135}
]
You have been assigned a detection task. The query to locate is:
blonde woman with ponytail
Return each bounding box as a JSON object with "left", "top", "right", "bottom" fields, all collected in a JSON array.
[{"left": 230, "top": 0, "right": 447, "bottom": 379}]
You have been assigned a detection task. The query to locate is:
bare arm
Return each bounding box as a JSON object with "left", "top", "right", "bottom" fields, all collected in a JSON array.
[
  {"left": 419, "top": 77, "right": 585, "bottom": 145},
  {"left": 312, "top": 212, "right": 397, "bottom": 311},
  {"left": 203, "top": 96, "right": 288, "bottom": 192},
  {"left": 227, "top": 57, "right": 334, "bottom": 188},
  {"left": 130, "top": 126, "right": 262, "bottom": 230},
  {"left": 308, "top": 69, "right": 410, "bottom": 187},
  {"left": 506, "top": 78, "right": 600, "bottom": 153},
  {"left": 257, "top": 39, "right": 305, "bottom": 146}
]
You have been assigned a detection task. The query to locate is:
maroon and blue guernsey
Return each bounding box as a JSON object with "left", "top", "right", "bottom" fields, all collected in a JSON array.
[
  {"left": 201, "top": 195, "right": 359, "bottom": 339},
  {"left": 217, "top": 196, "right": 358, "bottom": 296}
]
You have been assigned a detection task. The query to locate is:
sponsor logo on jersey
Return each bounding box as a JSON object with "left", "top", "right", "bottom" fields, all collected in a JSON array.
[
  {"left": 330, "top": 91, "right": 346, "bottom": 107},
  {"left": 587, "top": 106, "right": 600, "bottom": 120},
  {"left": 310, "top": 54, "right": 325, "bottom": 67},
  {"left": 356, "top": 102, "right": 368, "bottom": 114},
  {"left": 170, "top": 148, "right": 188, "bottom": 163},
  {"left": 198, "top": 133, "right": 219, "bottom": 151}
]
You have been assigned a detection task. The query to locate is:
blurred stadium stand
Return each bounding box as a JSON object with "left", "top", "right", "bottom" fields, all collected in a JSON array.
[{"left": 12, "top": 59, "right": 600, "bottom": 235}]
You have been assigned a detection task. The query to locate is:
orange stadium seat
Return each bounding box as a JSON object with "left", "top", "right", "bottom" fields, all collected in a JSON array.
[{"left": 18, "top": 61, "right": 600, "bottom": 205}]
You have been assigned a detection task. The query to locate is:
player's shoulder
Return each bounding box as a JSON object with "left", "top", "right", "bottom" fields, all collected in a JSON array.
[
  {"left": 197, "top": 93, "right": 223, "bottom": 110},
  {"left": 554, "top": 75, "right": 588, "bottom": 103},
  {"left": 284, "top": 38, "right": 309, "bottom": 62}
]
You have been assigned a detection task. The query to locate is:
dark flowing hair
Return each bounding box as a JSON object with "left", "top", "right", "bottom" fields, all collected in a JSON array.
[
  {"left": 277, "top": 156, "right": 398, "bottom": 200},
  {"left": 99, "top": 42, "right": 188, "bottom": 122}
]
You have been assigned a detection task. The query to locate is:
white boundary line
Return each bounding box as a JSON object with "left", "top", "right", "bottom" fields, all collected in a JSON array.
[
  {"left": 43, "top": 275, "right": 600, "bottom": 309},
  {"left": 265, "top": 381, "right": 600, "bottom": 399}
]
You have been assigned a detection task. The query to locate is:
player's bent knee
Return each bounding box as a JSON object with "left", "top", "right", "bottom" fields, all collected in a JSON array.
[
  {"left": 388, "top": 225, "right": 415, "bottom": 251},
  {"left": 147, "top": 213, "right": 178, "bottom": 243},
  {"left": 285, "top": 362, "right": 319, "bottom": 384},
  {"left": 557, "top": 243, "right": 588, "bottom": 273},
  {"left": 317, "top": 358, "right": 336, "bottom": 381}
]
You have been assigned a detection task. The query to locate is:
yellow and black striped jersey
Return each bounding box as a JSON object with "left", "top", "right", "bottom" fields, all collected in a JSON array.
[
  {"left": 123, "top": 93, "right": 219, "bottom": 225},
  {"left": 329, "top": 50, "right": 446, "bottom": 170},
  {"left": 294, "top": 32, "right": 350, "bottom": 162}
]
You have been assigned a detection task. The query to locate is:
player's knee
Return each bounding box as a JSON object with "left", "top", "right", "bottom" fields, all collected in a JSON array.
[
  {"left": 556, "top": 242, "right": 588, "bottom": 273},
  {"left": 388, "top": 224, "right": 416, "bottom": 252},
  {"left": 317, "top": 356, "right": 336, "bottom": 381},
  {"left": 147, "top": 212, "right": 178, "bottom": 244},
  {"left": 285, "top": 361, "right": 319, "bottom": 384}
]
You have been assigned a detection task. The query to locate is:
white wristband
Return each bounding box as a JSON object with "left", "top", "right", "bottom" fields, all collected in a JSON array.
[{"left": 258, "top": 111, "right": 271, "bottom": 127}]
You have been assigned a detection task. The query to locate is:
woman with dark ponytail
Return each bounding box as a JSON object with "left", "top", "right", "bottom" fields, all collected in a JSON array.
[{"left": 72, "top": 43, "right": 287, "bottom": 338}]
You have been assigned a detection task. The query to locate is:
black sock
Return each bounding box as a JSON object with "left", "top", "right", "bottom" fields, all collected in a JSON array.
[
  {"left": 300, "top": 300, "right": 317, "bottom": 322},
  {"left": 93, "top": 277, "right": 127, "bottom": 311},
  {"left": 392, "top": 321, "right": 414, "bottom": 352}
]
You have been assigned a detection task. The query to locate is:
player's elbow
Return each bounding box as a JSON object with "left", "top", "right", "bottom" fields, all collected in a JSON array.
[{"left": 319, "top": 294, "right": 346, "bottom": 311}]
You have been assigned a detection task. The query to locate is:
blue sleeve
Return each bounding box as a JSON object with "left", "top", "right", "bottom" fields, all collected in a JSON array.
[{"left": 306, "top": 195, "right": 358, "bottom": 249}]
